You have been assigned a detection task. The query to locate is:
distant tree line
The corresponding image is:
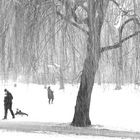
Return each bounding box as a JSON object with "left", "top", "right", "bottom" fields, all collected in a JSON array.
[{"left": 0, "top": 0, "right": 139, "bottom": 90}]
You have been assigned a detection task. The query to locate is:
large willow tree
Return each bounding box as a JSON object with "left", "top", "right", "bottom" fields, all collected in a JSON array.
[
  {"left": 71, "top": 0, "right": 109, "bottom": 127},
  {"left": 57, "top": 0, "right": 140, "bottom": 127}
]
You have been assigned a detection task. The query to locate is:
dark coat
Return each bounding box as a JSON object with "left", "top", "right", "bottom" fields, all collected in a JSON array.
[
  {"left": 4, "top": 91, "right": 13, "bottom": 108},
  {"left": 48, "top": 88, "right": 54, "bottom": 100}
]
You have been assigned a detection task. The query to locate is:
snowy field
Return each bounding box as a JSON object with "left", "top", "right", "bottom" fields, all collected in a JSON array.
[
  {"left": 0, "top": 129, "right": 131, "bottom": 140},
  {"left": 0, "top": 82, "right": 140, "bottom": 139}
]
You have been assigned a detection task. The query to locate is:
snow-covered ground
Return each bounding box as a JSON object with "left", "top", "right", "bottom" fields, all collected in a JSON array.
[
  {"left": 0, "top": 129, "right": 131, "bottom": 140},
  {"left": 91, "top": 83, "right": 140, "bottom": 132},
  {"left": 0, "top": 82, "right": 140, "bottom": 139}
]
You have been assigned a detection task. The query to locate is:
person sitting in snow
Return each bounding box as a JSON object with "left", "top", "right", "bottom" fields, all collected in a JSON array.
[
  {"left": 47, "top": 86, "right": 54, "bottom": 104},
  {"left": 3, "top": 89, "right": 15, "bottom": 120}
]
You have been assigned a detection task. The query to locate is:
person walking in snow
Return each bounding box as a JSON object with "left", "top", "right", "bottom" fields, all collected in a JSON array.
[
  {"left": 3, "top": 89, "right": 15, "bottom": 120},
  {"left": 47, "top": 86, "right": 54, "bottom": 104}
]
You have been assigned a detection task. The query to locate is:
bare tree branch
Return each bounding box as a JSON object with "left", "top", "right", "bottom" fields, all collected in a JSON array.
[
  {"left": 101, "top": 14, "right": 140, "bottom": 53},
  {"left": 101, "top": 30, "right": 140, "bottom": 53},
  {"left": 120, "top": 17, "right": 140, "bottom": 34},
  {"left": 110, "top": 0, "right": 134, "bottom": 16}
]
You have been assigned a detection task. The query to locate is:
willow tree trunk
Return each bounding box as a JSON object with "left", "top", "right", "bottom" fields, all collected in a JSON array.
[
  {"left": 71, "top": 36, "right": 100, "bottom": 126},
  {"left": 72, "top": 0, "right": 109, "bottom": 127}
]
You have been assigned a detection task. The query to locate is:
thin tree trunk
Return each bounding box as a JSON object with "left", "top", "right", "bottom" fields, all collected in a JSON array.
[
  {"left": 68, "top": 28, "right": 77, "bottom": 84},
  {"left": 50, "top": 0, "right": 56, "bottom": 64},
  {"left": 115, "top": 16, "right": 124, "bottom": 89},
  {"left": 72, "top": 41, "right": 76, "bottom": 83},
  {"left": 1, "top": 32, "right": 6, "bottom": 81},
  {"left": 133, "top": 0, "right": 140, "bottom": 84},
  {"left": 59, "top": 24, "right": 66, "bottom": 89},
  {"left": 43, "top": 24, "right": 49, "bottom": 86}
]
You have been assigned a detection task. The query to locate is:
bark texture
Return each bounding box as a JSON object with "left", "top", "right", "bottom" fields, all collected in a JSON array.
[{"left": 72, "top": 0, "right": 109, "bottom": 127}]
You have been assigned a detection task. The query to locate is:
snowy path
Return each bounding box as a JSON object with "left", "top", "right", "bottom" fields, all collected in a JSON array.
[{"left": 0, "top": 121, "right": 140, "bottom": 139}]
